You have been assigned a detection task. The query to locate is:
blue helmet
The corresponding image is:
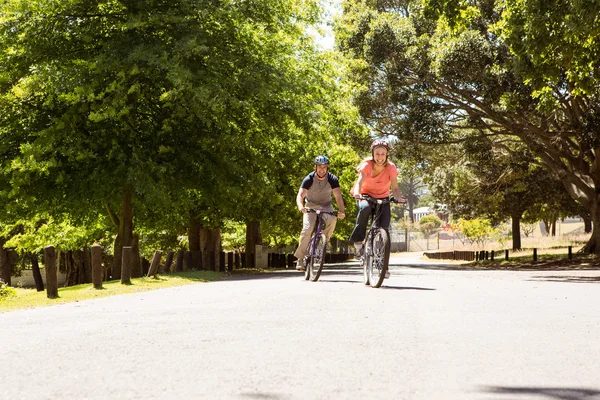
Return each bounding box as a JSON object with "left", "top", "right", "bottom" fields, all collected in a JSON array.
[{"left": 314, "top": 155, "right": 330, "bottom": 165}]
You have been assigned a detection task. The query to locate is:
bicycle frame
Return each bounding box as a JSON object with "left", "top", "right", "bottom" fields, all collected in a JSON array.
[
  {"left": 303, "top": 208, "right": 337, "bottom": 282},
  {"left": 359, "top": 195, "right": 393, "bottom": 288}
]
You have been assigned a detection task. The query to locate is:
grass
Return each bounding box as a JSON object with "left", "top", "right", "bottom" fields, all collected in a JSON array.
[
  {"left": 475, "top": 251, "right": 600, "bottom": 270},
  {"left": 0, "top": 270, "right": 224, "bottom": 313}
]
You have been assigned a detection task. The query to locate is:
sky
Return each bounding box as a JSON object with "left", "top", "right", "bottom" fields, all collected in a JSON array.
[{"left": 313, "top": 0, "right": 341, "bottom": 50}]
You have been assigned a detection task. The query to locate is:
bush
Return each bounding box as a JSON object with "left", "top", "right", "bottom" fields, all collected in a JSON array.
[
  {"left": 0, "top": 278, "right": 16, "bottom": 300},
  {"left": 418, "top": 215, "right": 443, "bottom": 236},
  {"left": 455, "top": 218, "right": 498, "bottom": 247}
]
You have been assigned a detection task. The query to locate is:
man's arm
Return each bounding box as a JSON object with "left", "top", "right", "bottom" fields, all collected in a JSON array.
[
  {"left": 296, "top": 187, "right": 308, "bottom": 213},
  {"left": 332, "top": 187, "right": 345, "bottom": 219}
]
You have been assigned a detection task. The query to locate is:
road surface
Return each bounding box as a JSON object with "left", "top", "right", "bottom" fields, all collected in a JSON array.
[{"left": 2, "top": 253, "right": 600, "bottom": 399}]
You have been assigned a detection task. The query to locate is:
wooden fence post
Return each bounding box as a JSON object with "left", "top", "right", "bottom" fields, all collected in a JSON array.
[
  {"left": 175, "top": 250, "right": 184, "bottom": 272},
  {"left": 121, "top": 246, "right": 132, "bottom": 284},
  {"left": 44, "top": 246, "right": 58, "bottom": 299},
  {"left": 163, "top": 251, "right": 174, "bottom": 273},
  {"left": 505, "top": 249, "right": 509, "bottom": 261},
  {"left": 533, "top": 248, "right": 537, "bottom": 262},
  {"left": 227, "top": 252, "right": 234, "bottom": 273},
  {"left": 184, "top": 251, "right": 192, "bottom": 271},
  {"left": 147, "top": 250, "right": 162, "bottom": 277},
  {"left": 91, "top": 244, "right": 103, "bottom": 289},
  {"left": 568, "top": 246, "right": 572, "bottom": 260},
  {"left": 218, "top": 252, "right": 224, "bottom": 272}
]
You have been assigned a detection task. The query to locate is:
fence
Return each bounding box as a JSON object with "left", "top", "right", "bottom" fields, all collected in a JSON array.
[{"left": 424, "top": 246, "right": 576, "bottom": 262}]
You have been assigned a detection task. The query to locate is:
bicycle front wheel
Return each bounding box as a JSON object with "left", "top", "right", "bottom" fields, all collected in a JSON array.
[
  {"left": 368, "top": 228, "right": 390, "bottom": 288},
  {"left": 309, "top": 234, "right": 327, "bottom": 282}
]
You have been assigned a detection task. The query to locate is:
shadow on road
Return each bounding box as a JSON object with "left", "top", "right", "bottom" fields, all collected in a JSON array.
[
  {"left": 380, "top": 285, "right": 436, "bottom": 291},
  {"left": 529, "top": 276, "right": 600, "bottom": 284},
  {"left": 481, "top": 386, "right": 600, "bottom": 400},
  {"left": 223, "top": 267, "right": 439, "bottom": 290}
]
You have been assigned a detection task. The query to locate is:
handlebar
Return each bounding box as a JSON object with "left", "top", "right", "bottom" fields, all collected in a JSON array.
[
  {"left": 357, "top": 194, "right": 407, "bottom": 204},
  {"left": 304, "top": 208, "right": 340, "bottom": 217}
]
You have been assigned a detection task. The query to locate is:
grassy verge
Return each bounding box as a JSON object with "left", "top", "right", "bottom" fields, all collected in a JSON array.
[
  {"left": 475, "top": 252, "right": 600, "bottom": 269},
  {"left": 0, "top": 270, "right": 225, "bottom": 313}
]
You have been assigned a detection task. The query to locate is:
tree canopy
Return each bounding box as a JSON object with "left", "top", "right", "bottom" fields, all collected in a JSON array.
[
  {"left": 0, "top": 0, "right": 365, "bottom": 260},
  {"left": 336, "top": 0, "right": 600, "bottom": 252}
]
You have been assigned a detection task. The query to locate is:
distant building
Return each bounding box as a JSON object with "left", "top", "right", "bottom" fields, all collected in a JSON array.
[{"left": 413, "top": 206, "right": 433, "bottom": 222}]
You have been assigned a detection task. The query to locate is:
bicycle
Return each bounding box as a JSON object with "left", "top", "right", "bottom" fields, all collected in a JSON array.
[
  {"left": 358, "top": 195, "right": 403, "bottom": 288},
  {"left": 302, "top": 208, "right": 338, "bottom": 282}
]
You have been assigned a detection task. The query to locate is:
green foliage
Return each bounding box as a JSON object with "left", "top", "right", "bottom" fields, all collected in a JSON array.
[
  {"left": 0, "top": 279, "right": 16, "bottom": 300},
  {"left": 0, "top": 0, "right": 365, "bottom": 255},
  {"left": 418, "top": 214, "right": 442, "bottom": 236},
  {"left": 2, "top": 214, "right": 113, "bottom": 254},
  {"left": 337, "top": 0, "right": 600, "bottom": 253},
  {"left": 454, "top": 218, "right": 498, "bottom": 247}
]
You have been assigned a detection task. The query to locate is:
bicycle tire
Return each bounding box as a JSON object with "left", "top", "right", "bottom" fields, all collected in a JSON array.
[
  {"left": 304, "top": 253, "right": 310, "bottom": 280},
  {"left": 362, "top": 239, "right": 370, "bottom": 286},
  {"left": 309, "top": 234, "right": 327, "bottom": 281},
  {"left": 368, "top": 228, "right": 390, "bottom": 288}
]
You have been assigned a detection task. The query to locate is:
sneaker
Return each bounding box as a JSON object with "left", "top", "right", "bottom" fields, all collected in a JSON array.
[
  {"left": 296, "top": 262, "right": 305, "bottom": 272},
  {"left": 384, "top": 270, "right": 390, "bottom": 279}
]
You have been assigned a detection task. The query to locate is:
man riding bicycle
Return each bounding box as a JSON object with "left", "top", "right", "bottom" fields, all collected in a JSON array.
[
  {"left": 349, "top": 140, "right": 404, "bottom": 277},
  {"left": 294, "top": 155, "right": 345, "bottom": 272}
]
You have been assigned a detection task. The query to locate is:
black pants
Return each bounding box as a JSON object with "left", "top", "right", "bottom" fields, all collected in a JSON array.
[{"left": 349, "top": 199, "right": 391, "bottom": 243}]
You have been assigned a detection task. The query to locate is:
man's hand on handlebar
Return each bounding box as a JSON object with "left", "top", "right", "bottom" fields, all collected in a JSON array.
[{"left": 337, "top": 211, "right": 345, "bottom": 219}]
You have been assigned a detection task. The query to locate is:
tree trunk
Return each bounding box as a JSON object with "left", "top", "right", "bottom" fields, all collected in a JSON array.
[
  {"left": 209, "top": 227, "right": 221, "bottom": 271},
  {"left": 199, "top": 226, "right": 221, "bottom": 270},
  {"left": 245, "top": 220, "right": 262, "bottom": 268},
  {"left": 65, "top": 251, "right": 77, "bottom": 287},
  {"left": 511, "top": 213, "right": 522, "bottom": 251},
  {"left": 113, "top": 184, "right": 134, "bottom": 279},
  {"left": 189, "top": 216, "right": 201, "bottom": 269},
  {"left": 111, "top": 233, "right": 122, "bottom": 280},
  {"left": 30, "top": 253, "right": 44, "bottom": 292},
  {"left": 200, "top": 226, "right": 211, "bottom": 270},
  {"left": 581, "top": 201, "right": 600, "bottom": 253},
  {"left": 131, "top": 233, "right": 142, "bottom": 278},
  {"left": 83, "top": 247, "right": 92, "bottom": 283},
  {"left": 0, "top": 242, "right": 11, "bottom": 286},
  {"left": 583, "top": 214, "right": 592, "bottom": 233}
]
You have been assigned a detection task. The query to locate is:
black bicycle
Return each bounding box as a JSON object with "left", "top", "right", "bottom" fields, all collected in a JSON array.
[
  {"left": 302, "top": 208, "right": 338, "bottom": 282},
  {"left": 358, "top": 195, "right": 401, "bottom": 288}
]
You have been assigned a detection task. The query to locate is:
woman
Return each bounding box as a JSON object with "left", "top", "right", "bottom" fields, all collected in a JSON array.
[{"left": 349, "top": 139, "right": 403, "bottom": 254}]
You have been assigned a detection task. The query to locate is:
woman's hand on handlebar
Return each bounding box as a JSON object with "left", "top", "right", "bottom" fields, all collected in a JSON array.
[{"left": 337, "top": 211, "right": 345, "bottom": 219}]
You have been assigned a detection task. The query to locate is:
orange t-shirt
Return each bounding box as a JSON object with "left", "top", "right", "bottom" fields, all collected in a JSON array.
[{"left": 351, "top": 161, "right": 398, "bottom": 198}]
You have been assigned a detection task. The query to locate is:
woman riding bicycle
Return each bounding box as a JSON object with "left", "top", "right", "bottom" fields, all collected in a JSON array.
[{"left": 349, "top": 140, "right": 403, "bottom": 260}]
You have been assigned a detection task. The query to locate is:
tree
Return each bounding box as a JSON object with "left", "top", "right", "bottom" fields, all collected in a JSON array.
[
  {"left": 336, "top": 0, "right": 600, "bottom": 253},
  {"left": 399, "top": 176, "right": 426, "bottom": 222},
  {"left": 428, "top": 137, "right": 568, "bottom": 250},
  {"left": 0, "top": 0, "right": 349, "bottom": 270}
]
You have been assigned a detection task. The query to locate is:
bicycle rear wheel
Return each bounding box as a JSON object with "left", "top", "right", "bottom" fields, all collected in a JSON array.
[
  {"left": 309, "top": 234, "right": 326, "bottom": 282},
  {"left": 368, "top": 228, "right": 390, "bottom": 288}
]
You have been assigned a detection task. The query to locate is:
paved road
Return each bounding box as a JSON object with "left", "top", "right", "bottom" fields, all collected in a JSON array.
[{"left": 2, "top": 254, "right": 600, "bottom": 399}]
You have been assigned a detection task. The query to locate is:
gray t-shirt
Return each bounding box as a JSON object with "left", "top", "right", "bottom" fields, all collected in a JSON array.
[{"left": 300, "top": 172, "right": 340, "bottom": 212}]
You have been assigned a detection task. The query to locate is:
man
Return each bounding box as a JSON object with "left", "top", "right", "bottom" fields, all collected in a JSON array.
[{"left": 294, "top": 155, "right": 345, "bottom": 271}]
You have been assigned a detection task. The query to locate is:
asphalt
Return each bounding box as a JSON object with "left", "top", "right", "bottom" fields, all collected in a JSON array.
[{"left": 2, "top": 252, "right": 600, "bottom": 400}]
